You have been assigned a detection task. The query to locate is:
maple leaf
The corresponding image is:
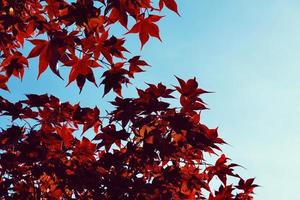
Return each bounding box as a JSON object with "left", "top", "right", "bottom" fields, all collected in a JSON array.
[
  {"left": 27, "top": 31, "right": 78, "bottom": 79},
  {"left": 93, "top": 125, "right": 129, "bottom": 151},
  {"left": 86, "top": 17, "right": 106, "bottom": 32},
  {"left": 175, "top": 76, "right": 209, "bottom": 97},
  {"left": 0, "top": 51, "right": 28, "bottom": 79},
  {"left": 159, "top": 0, "right": 180, "bottom": 15},
  {"left": 56, "top": 125, "right": 75, "bottom": 149},
  {"left": 236, "top": 178, "right": 259, "bottom": 195},
  {"left": 134, "top": 125, "right": 155, "bottom": 144},
  {"left": 57, "top": 0, "right": 100, "bottom": 29},
  {"left": 0, "top": 126, "right": 24, "bottom": 146},
  {"left": 126, "top": 15, "right": 163, "bottom": 48},
  {"left": 105, "top": 0, "right": 152, "bottom": 27},
  {"left": 0, "top": 74, "right": 9, "bottom": 91},
  {"left": 110, "top": 97, "right": 137, "bottom": 127},
  {"left": 206, "top": 154, "right": 240, "bottom": 185},
  {"left": 174, "top": 76, "right": 210, "bottom": 114},
  {"left": 64, "top": 54, "right": 100, "bottom": 91},
  {"left": 102, "top": 36, "right": 129, "bottom": 62},
  {"left": 205, "top": 127, "right": 226, "bottom": 145},
  {"left": 209, "top": 185, "right": 235, "bottom": 200},
  {"left": 24, "top": 94, "right": 50, "bottom": 107},
  {"left": 105, "top": 1, "right": 129, "bottom": 28},
  {"left": 101, "top": 62, "right": 129, "bottom": 96},
  {"left": 72, "top": 137, "right": 96, "bottom": 163},
  {"left": 135, "top": 87, "right": 170, "bottom": 113},
  {"left": 145, "top": 82, "right": 175, "bottom": 98},
  {"left": 44, "top": 0, "right": 69, "bottom": 20},
  {"left": 82, "top": 33, "right": 128, "bottom": 64},
  {"left": 128, "top": 56, "right": 149, "bottom": 77},
  {"left": 73, "top": 106, "right": 101, "bottom": 134},
  {"left": 27, "top": 39, "right": 62, "bottom": 79}
]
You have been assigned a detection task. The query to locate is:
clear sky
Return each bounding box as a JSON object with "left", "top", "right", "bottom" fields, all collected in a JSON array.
[{"left": 2, "top": 1, "right": 300, "bottom": 199}]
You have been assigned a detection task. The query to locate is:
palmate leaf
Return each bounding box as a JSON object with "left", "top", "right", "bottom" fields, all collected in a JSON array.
[
  {"left": 101, "top": 62, "right": 129, "bottom": 97},
  {"left": 126, "top": 15, "right": 163, "bottom": 49},
  {"left": 28, "top": 39, "right": 62, "bottom": 79},
  {"left": 64, "top": 54, "right": 100, "bottom": 92},
  {"left": 159, "top": 0, "right": 180, "bottom": 15},
  {"left": 0, "top": 51, "right": 28, "bottom": 79},
  {"left": 0, "top": 74, "right": 9, "bottom": 91},
  {"left": 128, "top": 56, "right": 149, "bottom": 77}
]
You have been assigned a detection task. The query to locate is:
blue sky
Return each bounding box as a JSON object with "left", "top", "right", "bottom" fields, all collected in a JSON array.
[{"left": 2, "top": 1, "right": 300, "bottom": 199}]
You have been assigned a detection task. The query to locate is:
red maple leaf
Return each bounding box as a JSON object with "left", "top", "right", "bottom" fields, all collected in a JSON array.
[
  {"left": 101, "top": 62, "right": 129, "bottom": 96},
  {"left": 64, "top": 54, "right": 100, "bottom": 92},
  {"left": 128, "top": 56, "right": 149, "bottom": 77},
  {"left": 236, "top": 178, "right": 259, "bottom": 195},
  {"left": 0, "top": 74, "right": 9, "bottom": 91},
  {"left": 82, "top": 32, "right": 128, "bottom": 64},
  {"left": 126, "top": 15, "right": 163, "bottom": 48},
  {"left": 56, "top": 125, "right": 75, "bottom": 149},
  {"left": 93, "top": 125, "right": 129, "bottom": 151},
  {"left": 105, "top": 0, "right": 153, "bottom": 27},
  {"left": 72, "top": 137, "right": 96, "bottom": 163},
  {"left": 159, "top": 0, "right": 180, "bottom": 15},
  {"left": 27, "top": 31, "right": 78, "bottom": 79},
  {"left": 27, "top": 39, "right": 62, "bottom": 79},
  {"left": 0, "top": 52, "right": 28, "bottom": 79}
]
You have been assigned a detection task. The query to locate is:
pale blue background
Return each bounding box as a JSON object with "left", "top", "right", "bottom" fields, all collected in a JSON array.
[{"left": 2, "top": 1, "right": 300, "bottom": 199}]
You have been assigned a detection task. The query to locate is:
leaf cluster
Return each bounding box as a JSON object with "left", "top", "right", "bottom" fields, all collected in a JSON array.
[
  {"left": 0, "top": 0, "right": 257, "bottom": 199},
  {"left": 0, "top": 78, "right": 257, "bottom": 199}
]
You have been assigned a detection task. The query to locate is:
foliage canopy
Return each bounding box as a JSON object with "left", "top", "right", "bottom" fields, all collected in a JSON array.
[{"left": 0, "top": 0, "right": 257, "bottom": 199}]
